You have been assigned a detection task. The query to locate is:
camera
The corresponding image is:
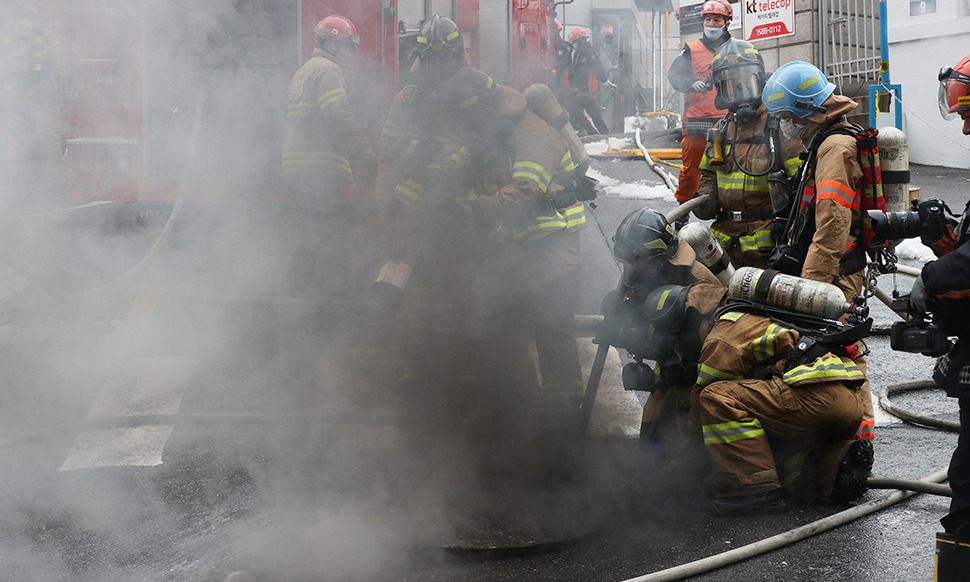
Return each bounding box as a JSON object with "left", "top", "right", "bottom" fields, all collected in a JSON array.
[
  {"left": 890, "top": 320, "right": 951, "bottom": 357},
  {"left": 867, "top": 199, "right": 949, "bottom": 248},
  {"left": 888, "top": 292, "right": 952, "bottom": 357}
]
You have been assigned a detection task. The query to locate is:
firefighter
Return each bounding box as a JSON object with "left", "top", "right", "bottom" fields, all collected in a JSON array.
[
  {"left": 761, "top": 60, "right": 876, "bottom": 461},
  {"left": 552, "top": 19, "right": 570, "bottom": 94},
  {"left": 280, "top": 15, "right": 374, "bottom": 296},
  {"left": 693, "top": 39, "right": 803, "bottom": 268},
  {"left": 376, "top": 14, "right": 466, "bottom": 209},
  {"left": 371, "top": 17, "right": 481, "bottom": 405},
  {"left": 667, "top": 0, "right": 731, "bottom": 209},
  {"left": 564, "top": 29, "right": 609, "bottom": 136},
  {"left": 923, "top": 55, "right": 970, "bottom": 579},
  {"left": 691, "top": 307, "right": 870, "bottom": 514},
  {"left": 442, "top": 68, "right": 587, "bottom": 427},
  {"left": 610, "top": 208, "right": 726, "bottom": 448},
  {"left": 0, "top": 2, "right": 69, "bottom": 210}
]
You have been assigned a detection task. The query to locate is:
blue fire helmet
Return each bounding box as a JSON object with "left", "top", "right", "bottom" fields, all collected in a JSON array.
[{"left": 761, "top": 61, "right": 837, "bottom": 119}]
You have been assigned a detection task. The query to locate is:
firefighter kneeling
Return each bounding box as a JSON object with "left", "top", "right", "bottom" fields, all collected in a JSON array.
[
  {"left": 692, "top": 305, "right": 872, "bottom": 514},
  {"left": 688, "top": 269, "right": 873, "bottom": 514}
]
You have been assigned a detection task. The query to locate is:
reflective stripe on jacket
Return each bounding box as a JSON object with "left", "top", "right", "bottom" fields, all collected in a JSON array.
[
  {"left": 282, "top": 48, "right": 369, "bottom": 180},
  {"left": 697, "top": 106, "right": 803, "bottom": 263},
  {"left": 472, "top": 109, "right": 587, "bottom": 242},
  {"left": 798, "top": 108, "right": 865, "bottom": 287},
  {"left": 694, "top": 311, "right": 865, "bottom": 389}
]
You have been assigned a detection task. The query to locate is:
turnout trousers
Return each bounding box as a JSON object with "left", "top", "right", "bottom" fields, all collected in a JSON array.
[{"left": 694, "top": 376, "right": 865, "bottom": 498}]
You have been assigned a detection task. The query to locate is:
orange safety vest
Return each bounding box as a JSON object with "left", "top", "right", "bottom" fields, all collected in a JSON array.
[{"left": 684, "top": 40, "right": 725, "bottom": 120}]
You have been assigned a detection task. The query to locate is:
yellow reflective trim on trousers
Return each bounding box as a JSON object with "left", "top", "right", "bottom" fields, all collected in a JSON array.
[
  {"left": 702, "top": 419, "right": 766, "bottom": 445},
  {"left": 696, "top": 363, "right": 743, "bottom": 387},
  {"left": 738, "top": 229, "right": 774, "bottom": 252},
  {"left": 318, "top": 87, "right": 347, "bottom": 108},
  {"left": 513, "top": 161, "right": 552, "bottom": 187},
  {"left": 783, "top": 355, "right": 864, "bottom": 385}
]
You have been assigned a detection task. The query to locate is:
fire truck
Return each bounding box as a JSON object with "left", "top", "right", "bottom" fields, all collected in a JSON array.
[{"left": 26, "top": 0, "right": 562, "bottom": 204}]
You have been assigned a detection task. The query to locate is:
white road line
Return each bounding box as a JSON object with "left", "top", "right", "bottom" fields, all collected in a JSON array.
[{"left": 59, "top": 356, "right": 195, "bottom": 471}]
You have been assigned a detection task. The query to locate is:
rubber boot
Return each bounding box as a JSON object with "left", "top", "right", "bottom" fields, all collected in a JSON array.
[
  {"left": 935, "top": 533, "right": 970, "bottom": 581},
  {"left": 829, "top": 439, "right": 875, "bottom": 504}
]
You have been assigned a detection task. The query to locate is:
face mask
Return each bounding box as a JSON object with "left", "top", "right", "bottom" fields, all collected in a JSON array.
[
  {"left": 703, "top": 26, "right": 724, "bottom": 41},
  {"left": 779, "top": 118, "right": 804, "bottom": 140}
]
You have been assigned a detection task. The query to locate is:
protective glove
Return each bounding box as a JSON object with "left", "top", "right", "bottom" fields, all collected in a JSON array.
[
  {"left": 691, "top": 80, "right": 710, "bottom": 93},
  {"left": 909, "top": 275, "right": 929, "bottom": 316},
  {"left": 691, "top": 192, "right": 719, "bottom": 221}
]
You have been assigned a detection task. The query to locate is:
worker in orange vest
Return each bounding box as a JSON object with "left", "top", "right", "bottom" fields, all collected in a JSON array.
[{"left": 667, "top": 0, "right": 732, "bottom": 212}]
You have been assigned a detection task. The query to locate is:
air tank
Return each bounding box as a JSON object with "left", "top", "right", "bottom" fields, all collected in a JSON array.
[
  {"left": 678, "top": 222, "right": 735, "bottom": 286},
  {"left": 877, "top": 126, "right": 909, "bottom": 213},
  {"left": 524, "top": 83, "right": 589, "bottom": 174},
  {"left": 729, "top": 267, "right": 862, "bottom": 320}
]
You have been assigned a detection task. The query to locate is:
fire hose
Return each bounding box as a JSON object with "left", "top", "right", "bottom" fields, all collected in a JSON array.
[
  {"left": 635, "top": 127, "right": 678, "bottom": 194},
  {"left": 619, "top": 468, "right": 950, "bottom": 582}
]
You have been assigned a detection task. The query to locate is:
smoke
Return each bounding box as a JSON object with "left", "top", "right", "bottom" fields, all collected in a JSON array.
[{"left": 0, "top": 3, "right": 660, "bottom": 581}]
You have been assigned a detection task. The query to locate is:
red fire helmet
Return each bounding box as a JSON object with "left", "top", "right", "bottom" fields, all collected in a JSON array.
[
  {"left": 314, "top": 15, "right": 360, "bottom": 47},
  {"left": 939, "top": 55, "right": 970, "bottom": 120}
]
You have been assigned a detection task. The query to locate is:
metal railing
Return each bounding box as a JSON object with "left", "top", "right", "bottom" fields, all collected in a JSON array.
[{"left": 820, "top": 0, "right": 882, "bottom": 90}]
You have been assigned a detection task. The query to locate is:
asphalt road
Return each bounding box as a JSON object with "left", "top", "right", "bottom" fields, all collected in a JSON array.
[{"left": 0, "top": 158, "right": 967, "bottom": 581}]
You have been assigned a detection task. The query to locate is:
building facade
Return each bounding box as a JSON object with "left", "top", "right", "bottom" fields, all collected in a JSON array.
[{"left": 888, "top": 0, "right": 970, "bottom": 169}]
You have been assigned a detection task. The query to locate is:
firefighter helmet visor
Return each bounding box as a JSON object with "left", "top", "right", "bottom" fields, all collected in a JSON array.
[{"left": 939, "top": 66, "right": 970, "bottom": 120}]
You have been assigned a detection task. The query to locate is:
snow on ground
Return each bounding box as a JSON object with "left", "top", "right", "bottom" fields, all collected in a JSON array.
[
  {"left": 895, "top": 238, "right": 936, "bottom": 264},
  {"left": 583, "top": 136, "right": 634, "bottom": 156},
  {"left": 586, "top": 167, "right": 672, "bottom": 201}
]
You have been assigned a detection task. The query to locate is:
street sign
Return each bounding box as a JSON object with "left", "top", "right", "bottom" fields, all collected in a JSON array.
[{"left": 743, "top": 0, "right": 795, "bottom": 42}]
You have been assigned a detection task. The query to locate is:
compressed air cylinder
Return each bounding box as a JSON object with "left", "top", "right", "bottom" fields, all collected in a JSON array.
[
  {"left": 678, "top": 222, "right": 735, "bottom": 286},
  {"left": 877, "top": 127, "right": 909, "bottom": 213},
  {"left": 524, "top": 83, "right": 590, "bottom": 174},
  {"left": 729, "top": 267, "right": 857, "bottom": 319}
]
